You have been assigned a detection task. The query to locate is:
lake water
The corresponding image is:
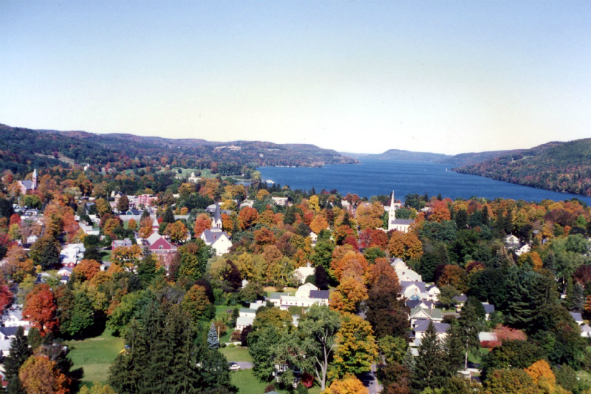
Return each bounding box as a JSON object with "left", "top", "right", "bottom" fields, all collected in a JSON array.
[{"left": 258, "top": 160, "right": 591, "bottom": 204}]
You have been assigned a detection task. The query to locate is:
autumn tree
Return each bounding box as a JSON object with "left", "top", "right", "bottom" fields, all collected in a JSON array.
[
  {"left": 387, "top": 231, "right": 423, "bottom": 262},
  {"left": 330, "top": 313, "right": 378, "bottom": 379},
  {"left": 111, "top": 244, "right": 142, "bottom": 272},
  {"left": 138, "top": 216, "right": 153, "bottom": 239},
  {"left": 438, "top": 264, "right": 468, "bottom": 293},
  {"left": 73, "top": 259, "right": 101, "bottom": 281},
  {"left": 193, "top": 213, "right": 212, "bottom": 236},
  {"left": 19, "top": 355, "right": 70, "bottom": 394},
  {"left": 331, "top": 251, "right": 368, "bottom": 282},
  {"left": 238, "top": 207, "right": 259, "bottom": 230},
  {"left": 164, "top": 221, "right": 188, "bottom": 243},
  {"left": 310, "top": 215, "right": 329, "bottom": 234},
  {"left": 23, "top": 284, "right": 59, "bottom": 336},
  {"left": 330, "top": 277, "right": 368, "bottom": 313},
  {"left": 128, "top": 218, "right": 138, "bottom": 231},
  {"left": 324, "top": 374, "right": 369, "bottom": 394}
]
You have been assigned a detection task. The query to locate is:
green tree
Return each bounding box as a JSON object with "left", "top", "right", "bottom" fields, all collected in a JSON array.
[
  {"left": 457, "top": 301, "right": 482, "bottom": 370},
  {"left": 117, "top": 195, "right": 130, "bottom": 212},
  {"left": 161, "top": 207, "right": 175, "bottom": 225},
  {"left": 67, "top": 291, "right": 95, "bottom": 337},
  {"left": 298, "top": 305, "right": 341, "bottom": 390},
  {"left": 412, "top": 321, "right": 447, "bottom": 392},
  {"left": 310, "top": 241, "right": 334, "bottom": 272},
  {"left": 29, "top": 236, "right": 60, "bottom": 270},
  {"left": 377, "top": 335, "right": 408, "bottom": 365}
]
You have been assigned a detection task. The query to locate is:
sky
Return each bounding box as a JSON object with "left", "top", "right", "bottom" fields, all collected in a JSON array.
[{"left": 1, "top": 1, "right": 591, "bottom": 155}]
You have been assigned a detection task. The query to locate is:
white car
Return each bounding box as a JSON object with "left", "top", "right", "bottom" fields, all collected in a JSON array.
[{"left": 229, "top": 362, "right": 241, "bottom": 371}]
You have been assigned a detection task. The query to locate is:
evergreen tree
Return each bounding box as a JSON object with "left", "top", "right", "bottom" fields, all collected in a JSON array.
[
  {"left": 572, "top": 283, "right": 585, "bottom": 312},
  {"left": 412, "top": 321, "right": 447, "bottom": 392},
  {"left": 455, "top": 209, "right": 468, "bottom": 229},
  {"left": 207, "top": 322, "right": 219, "bottom": 350},
  {"left": 141, "top": 209, "right": 150, "bottom": 220},
  {"left": 117, "top": 195, "right": 130, "bottom": 212},
  {"left": 3, "top": 327, "right": 31, "bottom": 394},
  {"left": 162, "top": 207, "right": 175, "bottom": 224},
  {"left": 314, "top": 265, "right": 329, "bottom": 290}
]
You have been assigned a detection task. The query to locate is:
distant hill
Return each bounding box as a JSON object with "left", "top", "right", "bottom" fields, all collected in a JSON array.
[
  {"left": 455, "top": 139, "right": 591, "bottom": 197},
  {"left": 347, "top": 149, "right": 451, "bottom": 163},
  {"left": 438, "top": 149, "right": 522, "bottom": 166},
  {"left": 0, "top": 123, "right": 357, "bottom": 175}
]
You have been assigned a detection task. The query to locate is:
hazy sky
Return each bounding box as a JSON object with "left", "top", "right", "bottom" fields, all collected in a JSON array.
[{"left": 1, "top": 1, "right": 590, "bottom": 155}]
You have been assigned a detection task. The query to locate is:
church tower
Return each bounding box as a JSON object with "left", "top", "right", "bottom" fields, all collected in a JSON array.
[{"left": 388, "top": 191, "right": 396, "bottom": 231}]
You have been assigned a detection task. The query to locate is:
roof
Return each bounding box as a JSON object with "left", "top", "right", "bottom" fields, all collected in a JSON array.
[
  {"left": 415, "top": 320, "right": 450, "bottom": 334},
  {"left": 453, "top": 294, "right": 468, "bottom": 303},
  {"left": 570, "top": 312, "right": 583, "bottom": 322},
  {"left": 268, "top": 292, "right": 289, "bottom": 300},
  {"left": 401, "top": 281, "right": 427, "bottom": 293},
  {"left": 483, "top": 303, "right": 495, "bottom": 314},
  {"left": 201, "top": 229, "right": 230, "bottom": 244},
  {"left": 213, "top": 203, "right": 222, "bottom": 223},
  {"left": 479, "top": 332, "right": 498, "bottom": 342},
  {"left": 390, "top": 219, "right": 415, "bottom": 225},
  {"left": 309, "top": 290, "right": 330, "bottom": 300},
  {"left": 146, "top": 233, "right": 161, "bottom": 245},
  {"left": 0, "top": 327, "right": 18, "bottom": 337},
  {"left": 20, "top": 180, "right": 35, "bottom": 190},
  {"left": 239, "top": 308, "right": 257, "bottom": 314},
  {"left": 581, "top": 324, "right": 591, "bottom": 332},
  {"left": 410, "top": 307, "right": 442, "bottom": 320},
  {"left": 236, "top": 316, "right": 255, "bottom": 326},
  {"left": 407, "top": 299, "right": 434, "bottom": 309},
  {"left": 149, "top": 237, "right": 175, "bottom": 250}
]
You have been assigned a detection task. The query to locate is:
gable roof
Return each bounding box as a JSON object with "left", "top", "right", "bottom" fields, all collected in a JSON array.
[
  {"left": 149, "top": 236, "right": 175, "bottom": 250},
  {"left": 410, "top": 307, "right": 442, "bottom": 320},
  {"left": 0, "top": 327, "right": 18, "bottom": 337},
  {"left": 201, "top": 229, "right": 230, "bottom": 244},
  {"left": 309, "top": 290, "right": 330, "bottom": 300},
  {"left": 20, "top": 180, "right": 35, "bottom": 190},
  {"left": 400, "top": 281, "right": 427, "bottom": 293},
  {"left": 414, "top": 320, "right": 450, "bottom": 334},
  {"left": 483, "top": 303, "right": 495, "bottom": 314},
  {"left": 570, "top": 312, "right": 583, "bottom": 322}
]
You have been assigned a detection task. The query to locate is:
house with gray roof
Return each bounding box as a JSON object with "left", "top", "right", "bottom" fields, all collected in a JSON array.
[
  {"left": 570, "top": 312, "right": 584, "bottom": 325},
  {"left": 413, "top": 320, "right": 450, "bottom": 346},
  {"left": 409, "top": 306, "right": 443, "bottom": 327}
]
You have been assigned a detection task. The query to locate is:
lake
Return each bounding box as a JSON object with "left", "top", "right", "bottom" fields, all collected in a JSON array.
[{"left": 258, "top": 160, "right": 591, "bottom": 204}]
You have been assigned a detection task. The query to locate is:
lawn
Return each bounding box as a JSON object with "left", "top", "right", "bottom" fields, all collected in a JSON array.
[
  {"left": 231, "top": 370, "right": 322, "bottom": 394},
  {"left": 220, "top": 346, "right": 252, "bottom": 362},
  {"left": 468, "top": 347, "right": 490, "bottom": 364},
  {"left": 65, "top": 329, "right": 125, "bottom": 385}
]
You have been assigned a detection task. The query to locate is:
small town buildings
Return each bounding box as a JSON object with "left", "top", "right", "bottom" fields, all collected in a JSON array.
[
  {"left": 240, "top": 200, "right": 255, "bottom": 209},
  {"left": 400, "top": 281, "right": 439, "bottom": 302},
  {"left": 504, "top": 234, "right": 520, "bottom": 248},
  {"left": 3, "top": 309, "right": 29, "bottom": 328},
  {"left": 112, "top": 238, "right": 133, "bottom": 249},
  {"left": 483, "top": 302, "right": 496, "bottom": 320},
  {"left": 236, "top": 316, "right": 254, "bottom": 332},
  {"left": 200, "top": 204, "right": 232, "bottom": 256},
  {"left": 145, "top": 233, "right": 178, "bottom": 263},
  {"left": 60, "top": 244, "right": 86, "bottom": 267},
  {"left": 515, "top": 244, "right": 532, "bottom": 256},
  {"left": 294, "top": 283, "right": 318, "bottom": 298},
  {"left": 387, "top": 191, "right": 414, "bottom": 233},
  {"left": 581, "top": 324, "right": 591, "bottom": 338}
]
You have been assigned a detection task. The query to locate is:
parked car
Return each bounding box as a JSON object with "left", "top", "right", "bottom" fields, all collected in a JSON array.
[{"left": 228, "top": 362, "right": 241, "bottom": 371}]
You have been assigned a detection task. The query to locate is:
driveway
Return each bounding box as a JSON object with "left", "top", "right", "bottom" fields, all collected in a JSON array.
[
  {"left": 234, "top": 361, "right": 253, "bottom": 370},
  {"left": 359, "top": 364, "right": 381, "bottom": 394}
]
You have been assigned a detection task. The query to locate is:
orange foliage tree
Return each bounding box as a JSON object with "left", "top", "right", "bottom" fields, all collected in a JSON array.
[
  {"left": 73, "top": 259, "right": 101, "bottom": 281},
  {"left": 367, "top": 258, "right": 399, "bottom": 289},
  {"left": 310, "top": 215, "right": 329, "bottom": 235},
  {"left": 331, "top": 252, "right": 368, "bottom": 282},
  {"left": 438, "top": 265, "right": 468, "bottom": 293},
  {"left": 193, "top": 213, "right": 212, "bottom": 237},
  {"left": 19, "top": 355, "right": 70, "bottom": 394},
  {"left": 23, "top": 284, "right": 59, "bottom": 336},
  {"left": 330, "top": 277, "right": 368, "bottom": 313},
  {"left": 138, "top": 216, "right": 153, "bottom": 239},
  {"left": 238, "top": 207, "right": 259, "bottom": 230}
]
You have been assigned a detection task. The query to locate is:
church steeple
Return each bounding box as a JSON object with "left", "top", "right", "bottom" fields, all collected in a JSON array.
[
  {"left": 388, "top": 191, "right": 396, "bottom": 231},
  {"left": 32, "top": 168, "right": 38, "bottom": 189}
]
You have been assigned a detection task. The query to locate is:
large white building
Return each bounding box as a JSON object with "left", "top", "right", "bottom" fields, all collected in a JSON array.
[{"left": 200, "top": 203, "right": 232, "bottom": 256}]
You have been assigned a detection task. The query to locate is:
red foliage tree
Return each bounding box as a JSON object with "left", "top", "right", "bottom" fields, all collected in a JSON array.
[
  {"left": 23, "top": 284, "right": 59, "bottom": 336},
  {"left": 9, "top": 214, "right": 21, "bottom": 226},
  {"left": 0, "top": 285, "right": 13, "bottom": 311}
]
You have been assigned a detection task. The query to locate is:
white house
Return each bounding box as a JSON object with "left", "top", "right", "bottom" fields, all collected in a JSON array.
[
  {"left": 294, "top": 263, "right": 315, "bottom": 284},
  {"left": 240, "top": 200, "right": 255, "bottom": 209},
  {"left": 239, "top": 308, "right": 257, "bottom": 318},
  {"left": 570, "top": 312, "right": 584, "bottom": 326},
  {"left": 3, "top": 309, "right": 29, "bottom": 328},
  {"left": 581, "top": 324, "right": 591, "bottom": 338},
  {"left": 271, "top": 196, "right": 288, "bottom": 206},
  {"left": 515, "top": 244, "right": 532, "bottom": 256},
  {"left": 187, "top": 172, "right": 200, "bottom": 183},
  {"left": 413, "top": 320, "right": 449, "bottom": 346},
  {"left": 409, "top": 306, "right": 443, "bottom": 328},
  {"left": 60, "top": 244, "right": 86, "bottom": 267},
  {"left": 505, "top": 234, "right": 520, "bottom": 248},
  {"left": 236, "top": 316, "right": 254, "bottom": 332},
  {"left": 295, "top": 283, "right": 318, "bottom": 298},
  {"left": 393, "top": 259, "right": 422, "bottom": 282}
]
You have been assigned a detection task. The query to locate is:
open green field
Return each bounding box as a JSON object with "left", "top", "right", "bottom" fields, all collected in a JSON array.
[
  {"left": 230, "top": 370, "right": 321, "bottom": 394},
  {"left": 220, "top": 346, "right": 252, "bottom": 362},
  {"left": 66, "top": 329, "right": 124, "bottom": 385}
]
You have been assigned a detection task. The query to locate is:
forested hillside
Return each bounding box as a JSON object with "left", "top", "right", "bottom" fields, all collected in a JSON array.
[
  {"left": 455, "top": 139, "right": 591, "bottom": 196},
  {"left": 0, "top": 123, "right": 357, "bottom": 176}
]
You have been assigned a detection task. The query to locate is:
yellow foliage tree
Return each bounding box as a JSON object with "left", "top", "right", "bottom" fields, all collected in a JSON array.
[
  {"left": 323, "top": 374, "right": 369, "bottom": 394},
  {"left": 310, "top": 215, "right": 329, "bottom": 235},
  {"left": 330, "top": 277, "right": 368, "bottom": 313}
]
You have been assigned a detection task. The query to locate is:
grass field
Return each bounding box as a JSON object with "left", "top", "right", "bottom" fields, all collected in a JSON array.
[
  {"left": 220, "top": 346, "right": 252, "bottom": 362},
  {"left": 231, "top": 370, "right": 322, "bottom": 394},
  {"left": 66, "top": 329, "right": 124, "bottom": 385}
]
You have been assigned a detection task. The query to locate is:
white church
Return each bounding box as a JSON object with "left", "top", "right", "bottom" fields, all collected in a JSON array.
[{"left": 387, "top": 191, "right": 415, "bottom": 233}]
